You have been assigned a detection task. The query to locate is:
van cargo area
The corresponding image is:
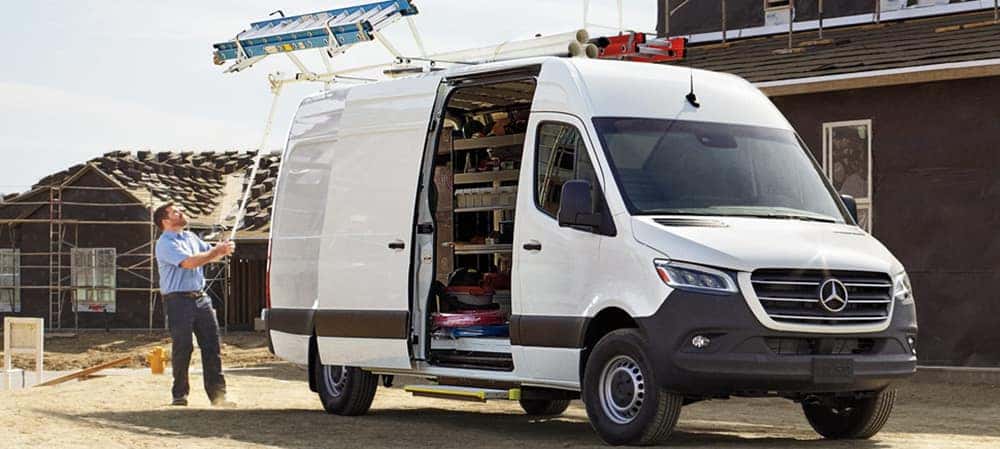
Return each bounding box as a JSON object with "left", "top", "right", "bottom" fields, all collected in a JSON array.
[{"left": 426, "top": 78, "right": 537, "bottom": 371}]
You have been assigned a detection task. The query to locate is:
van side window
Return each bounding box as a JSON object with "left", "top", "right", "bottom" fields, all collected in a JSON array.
[{"left": 535, "top": 122, "right": 600, "bottom": 218}]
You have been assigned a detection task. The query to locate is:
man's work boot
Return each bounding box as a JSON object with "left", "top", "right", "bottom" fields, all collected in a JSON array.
[{"left": 211, "top": 394, "right": 236, "bottom": 408}]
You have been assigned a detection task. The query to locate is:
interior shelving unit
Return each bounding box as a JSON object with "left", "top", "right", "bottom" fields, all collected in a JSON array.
[
  {"left": 450, "top": 134, "right": 524, "bottom": 265},
  {"left": 443, "top": 132, "right": 524, "bottom": 323}
]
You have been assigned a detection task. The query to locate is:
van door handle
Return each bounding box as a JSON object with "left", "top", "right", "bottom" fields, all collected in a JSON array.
[
  {"left": 522, "top": 241, "right": 542, "bottom": 251},
  {"left": 388, "top": 240, "right": 406, "bottom": 250}
]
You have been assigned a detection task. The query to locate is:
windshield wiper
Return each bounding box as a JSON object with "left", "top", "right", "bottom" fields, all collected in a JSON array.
[
  {"left": 636, "top": 210, "right": 724, "bottom": 216},
  {"left": 637, "top": 209, "right": 837, "bottom": 223},
  {"left": 736, "top": 213, "right": 836, "bottom": 223}
]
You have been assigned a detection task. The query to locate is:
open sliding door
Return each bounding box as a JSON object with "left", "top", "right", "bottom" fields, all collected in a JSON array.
[{"left": 316, "top": 75, "right": 442, "bottom": 370}]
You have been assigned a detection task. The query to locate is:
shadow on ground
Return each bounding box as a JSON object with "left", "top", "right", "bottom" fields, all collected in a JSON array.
[
  {"left": 39, "top": 404, "right": 896, "bottom": 449},
  {"left": 31, "top": 363, "right": 995, "bottom": 448},
  {"left": 226, "top": 363, "right": 307, "bottom": 382}
]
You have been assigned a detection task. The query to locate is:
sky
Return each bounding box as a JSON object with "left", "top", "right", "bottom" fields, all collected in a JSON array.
[{"left": 0, "top": 0, "right": 658, "bottom": 195}]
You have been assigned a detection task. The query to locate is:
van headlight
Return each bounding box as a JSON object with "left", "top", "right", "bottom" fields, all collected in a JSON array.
[
  {"left": 893, "top": 271, "right": 914, "bottom": 305},
  {"left": 654, "top": 259, "right": 738, "bottom": 295}
]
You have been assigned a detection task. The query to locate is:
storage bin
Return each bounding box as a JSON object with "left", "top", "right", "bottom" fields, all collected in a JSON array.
[
  {"left": 497, "top": 186, "right": 517, "bottom": 207},
  {"left": 446, "top": 324, "right": 509, "bottom": 338},
  {"left": 455, "top": 188, "right": 483, "bottom": 209},
  {"left": 432, "top": 309, "right": 505, "bottom": 328},
  {"left": 480, "top": 188, "right": 496, "bottom": 207},
  {"left": 444, "top": 285, "right": 495, "bottom": 306},
  {"left": 455, "top": 186, "right": 516, "bottom": 210}
]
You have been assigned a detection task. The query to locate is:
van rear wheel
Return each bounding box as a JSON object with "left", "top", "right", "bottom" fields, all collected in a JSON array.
[
  {"left": 802, "top": 389, "right": 896, "bottom": 439},
  {"left": 583, "top": 329, "right": 683, "bottom": 446},
  {"left": 519, "top": 398, "right": 571, "bottom": 416},
  {"left": 313, "top": 359, "right": 378, "bottom": 416}
]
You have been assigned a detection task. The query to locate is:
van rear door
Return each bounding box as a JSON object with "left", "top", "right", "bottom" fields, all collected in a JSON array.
[{"left": 316, "top": 75, "right": 441, "bottom": 370}]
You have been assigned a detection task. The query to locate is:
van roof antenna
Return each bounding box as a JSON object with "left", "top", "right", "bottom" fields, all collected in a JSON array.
[{"left": 686, "top": 68, "right": 700, "bottom": 108}]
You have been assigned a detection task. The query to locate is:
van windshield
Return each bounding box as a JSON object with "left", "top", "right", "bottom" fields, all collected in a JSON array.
[{"left": 593, "top": 118, "right": 846, "bottom": 223}]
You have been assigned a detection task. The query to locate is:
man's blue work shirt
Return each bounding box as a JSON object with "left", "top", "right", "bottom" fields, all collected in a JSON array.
[{"left": 156, "top": 230, "right": 212, "bottom": 294}]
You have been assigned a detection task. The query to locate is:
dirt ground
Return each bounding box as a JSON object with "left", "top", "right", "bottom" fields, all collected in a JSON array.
[
  {"left": 0, "top": 331, "right": 276, "bottom": 371},
  {"left": 3, "top": 360, "right": 999, "bottom": 449},
  {"left": 3, "top": 333, "right": 999, "bottom": 448}
]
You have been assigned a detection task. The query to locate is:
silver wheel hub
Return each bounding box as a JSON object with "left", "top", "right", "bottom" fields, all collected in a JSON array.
[
  {"left": 598, "top": 355, "right": 645, "bottom": 424},
  {"left": 322, "top": 365, "right": 348, "bottom": 398}
]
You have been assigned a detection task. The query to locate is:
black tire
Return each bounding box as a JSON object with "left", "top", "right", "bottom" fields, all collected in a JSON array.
[
  {"left": 802, "top": 389, "right": 896, "bottom": 439},
  {"left": 313, "top": 357, "right": 378, "bottom": 416},
  {"left": 582, "top": 329, "right": 683, "bottom": 446},
  {"left": 519, "top": 398, "right": 571, "bottom": 416}
]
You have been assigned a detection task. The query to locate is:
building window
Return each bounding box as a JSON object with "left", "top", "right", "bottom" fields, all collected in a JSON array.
[
  {"left": 765, "top": 0, "right": 791, "bottom": 10},
  {"left": 904, "top": 0, "right": 948, "bottom": 8},
  {"left": 71, "top": 248, "right": 116, "bottom": 312},
  {"left": 0, "top": 249, "right": 20, "bottom": 313},
  {"left": 823, "top": 120, "right": 873, "bottom": 231},
  {"left": 764, "top": 0, "right": 793, "bottom": 26},
  {"left": 882, "top": 0, "right": 975, "bottom": 12}
]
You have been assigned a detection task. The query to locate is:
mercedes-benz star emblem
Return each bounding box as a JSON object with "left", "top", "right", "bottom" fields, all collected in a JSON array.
[{"left": 819, "top": 279, "right": 849, "bottom": 313}]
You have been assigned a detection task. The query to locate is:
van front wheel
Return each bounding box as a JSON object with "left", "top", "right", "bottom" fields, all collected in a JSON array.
[
  {"left": 583, "top": 329, "right": 683, "bottom": 446},
  {"left": 802, "top": 389, "right": 896, "bottom": 439},
  {"left": 314, "top": 360, "right": 378, "bottom": 416}
]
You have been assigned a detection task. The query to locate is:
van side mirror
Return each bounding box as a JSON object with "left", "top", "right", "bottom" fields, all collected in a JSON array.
[
  {"left": 840, "top": 194, "right": 859, "bottom": 224},
  {"left": 558, "top": 180, "right": 603, "bottom": 229}
]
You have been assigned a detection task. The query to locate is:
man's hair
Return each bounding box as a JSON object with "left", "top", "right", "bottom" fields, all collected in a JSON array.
[{"left": 153, "top": 202, "right": 175, "bottom": 231}]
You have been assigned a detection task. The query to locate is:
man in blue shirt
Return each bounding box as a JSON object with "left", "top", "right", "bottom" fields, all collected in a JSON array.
[{"left": 154, "top": 202, "right": 235, "bottom": 406}]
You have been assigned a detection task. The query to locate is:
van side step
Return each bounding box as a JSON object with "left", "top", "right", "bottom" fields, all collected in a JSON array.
[
  {"left": 430, "top": 351, "right": 514, "bottom": 371},
  {"left": 404, "top": 384, "right": 521, "bottom": 403}
]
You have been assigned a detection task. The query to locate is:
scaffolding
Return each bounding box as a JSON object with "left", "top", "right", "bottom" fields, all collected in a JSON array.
[{"left": 0, "top": 170, "right": 231, "bottom": 331}]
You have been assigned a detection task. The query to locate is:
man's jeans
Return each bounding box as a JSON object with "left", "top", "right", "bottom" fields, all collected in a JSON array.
[{"left": 166, "top": 294, "right": 226, "bottom": 401}]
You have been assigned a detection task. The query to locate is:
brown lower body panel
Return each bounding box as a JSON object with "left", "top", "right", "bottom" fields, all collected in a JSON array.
[{"left": 267, "top": 308, "right": 409, "bottom": 339}]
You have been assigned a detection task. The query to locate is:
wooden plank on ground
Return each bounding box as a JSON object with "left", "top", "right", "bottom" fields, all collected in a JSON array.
[
  {"left": 47, "top": 332, "right": 77, "bottom": 338},
  {"left": 35, "top": 357, "right": 131, "bottom": 387}
]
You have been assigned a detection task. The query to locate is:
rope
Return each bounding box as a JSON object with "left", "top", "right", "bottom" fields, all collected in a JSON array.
[{"left": 227, "top": 82, "right": 284, "bottom": 242}]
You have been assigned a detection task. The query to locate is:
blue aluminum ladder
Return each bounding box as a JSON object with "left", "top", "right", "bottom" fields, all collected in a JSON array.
[{"left": 212, "top": 0, "right": 418, "bottom": 71}]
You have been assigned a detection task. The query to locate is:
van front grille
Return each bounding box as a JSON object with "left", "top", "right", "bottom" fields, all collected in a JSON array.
[
  {"left": 765, "top": 337, "right": 876, "bottom": 355},
  {"left": 750, "top": 269, "right": 893, "bottom": 326}
]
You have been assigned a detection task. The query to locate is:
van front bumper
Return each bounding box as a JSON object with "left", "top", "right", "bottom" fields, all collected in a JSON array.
[{"left": 636, "top": 289, "right": 918, "bottom": 397}]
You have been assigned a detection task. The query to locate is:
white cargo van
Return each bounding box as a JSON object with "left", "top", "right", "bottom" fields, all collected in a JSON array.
[{"left": 264, "top": 57, "right": 917, "bottom": 445}]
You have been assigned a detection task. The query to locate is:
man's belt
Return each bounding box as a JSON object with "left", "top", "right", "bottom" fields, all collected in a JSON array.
[{"left": 164, "top": 290, "right": 205, "bottom": 300}]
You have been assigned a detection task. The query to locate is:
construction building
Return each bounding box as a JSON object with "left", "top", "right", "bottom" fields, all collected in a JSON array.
[
  {"left": 659, "top": 1, "right": 1000, "bottom": 366},
  {"left": 0, "top": 150, "right": 279, "bottom": 331}
]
